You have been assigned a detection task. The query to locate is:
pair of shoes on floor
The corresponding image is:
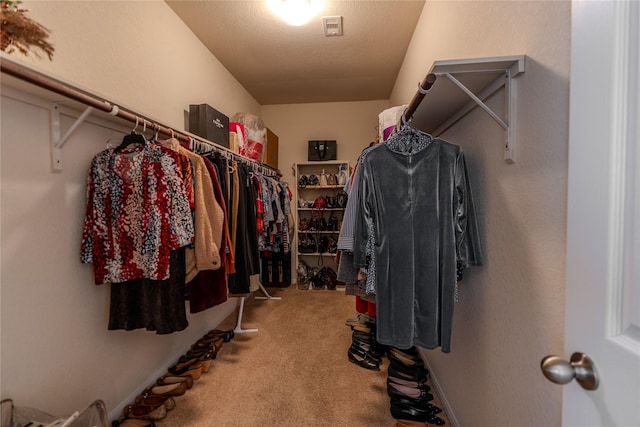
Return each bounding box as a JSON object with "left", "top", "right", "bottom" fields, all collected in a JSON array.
[
  {"left": 391, "top": 400, "right": 446, "bottom": 425},
  {"left": 347, "top": 345, "right": 380, "bottom": 370}
]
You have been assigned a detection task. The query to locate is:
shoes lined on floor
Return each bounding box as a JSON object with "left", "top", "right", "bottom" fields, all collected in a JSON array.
[
  {"left": 344, "top": 313, "right": 446, "bottom": 425},
  {"left": 386, "top": 346, "right": 445, "bottom": 425},
  {"left": 111, "top": 329, "right": 234, "bottom": 427}
]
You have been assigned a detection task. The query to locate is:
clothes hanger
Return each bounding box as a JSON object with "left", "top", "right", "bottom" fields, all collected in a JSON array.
[{"left": 117, "top": 116, "right": 146, "bottom": 150}]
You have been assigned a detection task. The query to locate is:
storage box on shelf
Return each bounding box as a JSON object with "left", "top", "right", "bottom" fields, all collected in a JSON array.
[{"left": 294, "top": 161, "right": 350, "bottom": 290}]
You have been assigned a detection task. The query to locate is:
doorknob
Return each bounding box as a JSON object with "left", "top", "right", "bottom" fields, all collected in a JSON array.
[{"left": 541, "top": 352, "right": 599, "bottom": 390}]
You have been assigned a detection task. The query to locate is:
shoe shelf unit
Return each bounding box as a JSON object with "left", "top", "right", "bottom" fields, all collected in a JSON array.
[{"left": 293, "top": 161, "right": 350, "bottom": 285}]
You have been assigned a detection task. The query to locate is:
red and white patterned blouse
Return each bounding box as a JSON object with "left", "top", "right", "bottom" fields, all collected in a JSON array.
[{"left": 81, "top": 143, "right": 194, "bottom": 285}]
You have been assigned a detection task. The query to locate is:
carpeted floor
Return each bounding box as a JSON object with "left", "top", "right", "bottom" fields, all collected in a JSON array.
[{"left": 156, "top": 286, "right": 450, "bottom": 427}]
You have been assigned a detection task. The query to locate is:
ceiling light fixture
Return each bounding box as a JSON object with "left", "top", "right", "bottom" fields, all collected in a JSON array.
[{"left": 266, "top": 0, "right": 327, "bottom": 26}]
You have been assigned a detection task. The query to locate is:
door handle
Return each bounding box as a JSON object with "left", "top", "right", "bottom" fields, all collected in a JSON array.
[{"left": 540, "top": 352, "right": 599, "bottom": 390}]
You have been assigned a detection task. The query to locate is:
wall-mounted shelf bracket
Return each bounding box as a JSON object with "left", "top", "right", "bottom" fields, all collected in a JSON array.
[
  {"left": 409, "top": 55, "right": 525, "bottom": 163},
  {"left": 50, "top": 103, "right": 94, "bottom": 172},
  {"left": 50, "top": 101, "right": 120, "bottom": 172}
]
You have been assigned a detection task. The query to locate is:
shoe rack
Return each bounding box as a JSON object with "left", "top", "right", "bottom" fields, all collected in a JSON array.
[{"left": 293, "top": 161, "right": 350, "bottom": 288}]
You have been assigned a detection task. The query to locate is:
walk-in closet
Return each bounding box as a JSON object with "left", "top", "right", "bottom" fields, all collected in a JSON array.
[{"left": 2, "top": 1, "right": 638, "bottom": 427}]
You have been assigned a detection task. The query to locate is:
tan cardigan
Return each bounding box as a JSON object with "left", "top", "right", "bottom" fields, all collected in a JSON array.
[{"left": 164, "top": 139, "right": 224, "bottom": 281}]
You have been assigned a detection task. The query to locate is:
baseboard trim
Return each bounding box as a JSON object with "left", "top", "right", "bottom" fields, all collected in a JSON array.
[{"left": 419, "top": 349, "right": 460, "bottom": 427}]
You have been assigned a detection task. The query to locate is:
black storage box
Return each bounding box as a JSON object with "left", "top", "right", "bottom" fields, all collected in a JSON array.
[
  {"left": 308, "top": 140, "right": 337, "bottom": 161},
  {"left": 189, "top": 104, "right": 230, "bottom": 148}
]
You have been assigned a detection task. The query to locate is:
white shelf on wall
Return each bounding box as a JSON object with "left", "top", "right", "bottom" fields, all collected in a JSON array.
[{"left": 408, "top": 55, "right": 526, "bottom": 162}]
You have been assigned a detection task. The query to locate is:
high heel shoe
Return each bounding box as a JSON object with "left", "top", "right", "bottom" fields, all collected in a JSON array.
[
  {"left": 123, "top": 403, "right": 166, "bottom": 421},
  {"left": 347, "top": 347, "right": 380, "bottom": 370},
  {"left": 147, "top": 381, "right": 188, "bottom": 397},
  {"left": 177, "top": 352, "right": 212, "bottom": 373},
  {"left": 156, "top": 374, "right": 194, "bottom": 390},
  {"left": 135, "top": 393, "right": 176, "bottom": 411},
  {"left": 168, "top": 361, "right": 203, "bottom": 380}
]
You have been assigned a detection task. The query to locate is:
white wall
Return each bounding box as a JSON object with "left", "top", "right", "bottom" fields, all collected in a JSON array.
[
  {"left": 390, "top": 2, "right": 571, "bottom": 426},
  {"left": 262, "top": 100, "right": 390, "bottom": 187},
  {"left": 0, "top": 1, "right": 261, "bottom": 420}
]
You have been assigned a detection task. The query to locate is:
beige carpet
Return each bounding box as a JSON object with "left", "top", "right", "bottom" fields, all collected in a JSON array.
[{"left": 156, "top": 286, "right": 449, "bottom": 427}]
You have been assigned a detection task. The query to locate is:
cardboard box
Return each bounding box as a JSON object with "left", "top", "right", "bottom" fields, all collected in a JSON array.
[{"left": 189, "top": 104, "right": 230, "bottom": 148}]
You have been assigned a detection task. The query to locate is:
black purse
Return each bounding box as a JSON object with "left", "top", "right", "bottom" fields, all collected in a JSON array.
[
  {"left": 308, "top": 140, "right": 337, "bottom": 161},
  {"left": 298, "top": 234, "right": 317, "bottom": 253}
]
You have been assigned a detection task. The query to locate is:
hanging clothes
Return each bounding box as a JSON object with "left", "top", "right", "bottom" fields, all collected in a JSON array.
[
  {"left": 185, "top": 154, "right": 232, "bottom": 313},
  {"left": 227, "top": 163, "right": 261, "bottom": 294},
  {"left": 81, "top": 142, "right": 194, "bottom": 284},
  {"left": 160, "top": 138, "right": 224, "bottom": 282},
  {"left": 81, "top": 142, "right": 194, "bottom": 334},
  {"left": 354, "top": 124, "right": 482, "bottom": 353}
]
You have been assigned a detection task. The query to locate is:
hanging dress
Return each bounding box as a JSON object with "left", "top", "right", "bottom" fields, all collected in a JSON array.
[{"left": 354, "top": 124, "right": 482, "bottom": 352}]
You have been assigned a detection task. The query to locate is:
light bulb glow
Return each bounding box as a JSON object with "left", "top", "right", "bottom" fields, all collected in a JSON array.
[{"left": 267, "top": 0, "right": 327, "bottom": 26}]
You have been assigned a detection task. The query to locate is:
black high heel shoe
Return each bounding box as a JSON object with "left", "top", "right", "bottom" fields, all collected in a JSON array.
[
  {"left": 390, "top": 400, "right": 445, "bottom": 424},
  {"left": 347, "top": 347, "right": 380, "bottom": 370}
]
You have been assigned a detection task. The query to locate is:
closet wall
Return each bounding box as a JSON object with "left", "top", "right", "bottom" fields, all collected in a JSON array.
[
  {"left": 262, "top": 100, "right": 390, "bottom": 194},
  {"left": 390, "top": 2, "right": 570, "bottom": 426},
  {"left": 0, "top": 1, "right": 262, "bottom": 419}
]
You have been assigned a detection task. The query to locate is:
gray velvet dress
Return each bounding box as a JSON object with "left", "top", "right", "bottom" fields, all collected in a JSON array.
[{"left": 354, "top": 125, "right": 482, "bottom": 353}]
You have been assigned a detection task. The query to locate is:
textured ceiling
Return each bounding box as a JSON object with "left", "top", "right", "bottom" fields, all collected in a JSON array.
[{"left": 166, "top": 1, "right": 425, "bottom": 105}]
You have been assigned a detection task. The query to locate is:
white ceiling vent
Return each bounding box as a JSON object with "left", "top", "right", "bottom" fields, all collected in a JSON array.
[{"left": 322, "top": 16, "right": 343, "bottom": 36}]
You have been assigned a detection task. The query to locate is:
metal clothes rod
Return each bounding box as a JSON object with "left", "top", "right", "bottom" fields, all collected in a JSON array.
[
  {"left": 0, "top": 55, "right": 279, "bottom": 177},
  {"left": 403, "top": 73, "right": 437, "bottom": 123}
]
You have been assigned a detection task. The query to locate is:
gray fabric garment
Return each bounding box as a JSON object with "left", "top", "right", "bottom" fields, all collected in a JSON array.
[
  {"left": 337, "top": 251, "right": 359, "bottom": 283},
  {"left": 354, "top": 125, "right": 482, "bottom": 353}
]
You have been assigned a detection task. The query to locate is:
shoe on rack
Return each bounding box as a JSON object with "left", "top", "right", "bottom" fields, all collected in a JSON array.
[
  {"left": 347, "top": 347, "right": 380, "bottom": 370},
  {"left": 387, "top": 376, "right": 431, "bottom": 392},
  {"left": 135, "top": 393, "right": 176, "bottom": 411},
  {"left": 123, "top": 403, "right": 167, "bottom": 422},
  {"left": 168, "top": 361, "right": 203, "bottom": 380},
  {"left": 178, "top": 351, "right": 213, "bottom": 373},
  {"left": 390, "top": 400, "right": 445, "bottom": 425},
  {"left": 350, "top": 343, "right": 382, "bottom": 363},
  {"left": 388, "top": 348, "right": 424, "bottom": 367},
  {"left": 350, "top": 322, "right": 372, "bottom": 333},
  {"left": 388, "top": 359, "right": 430, "bottom": 381},
  {"left": 388, "top": 382, "right": 434, "bottom": 402},
  {"left": 156, "top": 374, "right": 194, "bottom": 390},
  {"left": 147, "top": 381, "right": 188, "bottom": 397},
  {"left": 345, "top": 313, "right": 373, "bottom": 327}
]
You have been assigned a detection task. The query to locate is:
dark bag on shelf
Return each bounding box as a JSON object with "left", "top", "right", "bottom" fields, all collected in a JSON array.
[
  {"left": 189, "top": 104, "right": 230, "bottom": 148},
  {"left": 336, "top": 190, "right": 348, "bottom": 208},
  {"left": 308, "top": 140, "right": 337, "bottom": 161},
  {"left": 298, "top": 234, "right": 317, "bottom": 253}
]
